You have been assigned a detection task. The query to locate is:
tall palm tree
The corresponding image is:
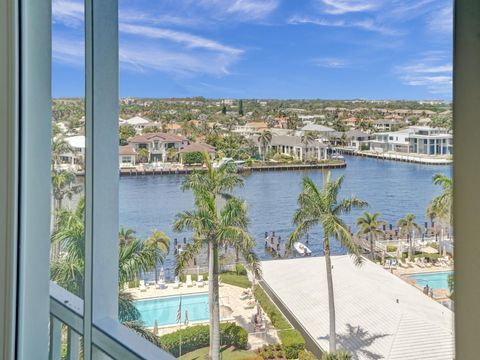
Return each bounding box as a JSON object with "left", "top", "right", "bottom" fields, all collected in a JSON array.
[
  {"left": 301, "top": 131, "right": 317, "bottom": 162},
  {"left": 119, "top": 226, "right": 137, "bottom": 245},
  {"left": 178, "top": 153, "right": 256, "bottom": 360},
  {"left": 397, "top": 214, "right": 421, "bottom": 260},
  {"left": 257, "top": 130, "right": 272, "bottom": 161},
  {"left": 356, "top": 212, "right": 385, "bottom": 261},
  {"left": 144, "top": 229, "right": 170, "bottom": 283},
  {"left": 426, "top": 174, "right": 453, "bottom": 226},
  {"left": 51, "top": 170, "right": 82, "bottom": 211},
  {"left": 174, "top": 191, "right": 260, "bottom": 360},
  {"left": 288, "top": 173, "right": 367, "bottom": 352}
]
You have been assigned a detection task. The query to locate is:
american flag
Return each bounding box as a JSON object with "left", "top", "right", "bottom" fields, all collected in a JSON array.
[{"left": 176, "top": 297, "right": 182, "bottom": 324}]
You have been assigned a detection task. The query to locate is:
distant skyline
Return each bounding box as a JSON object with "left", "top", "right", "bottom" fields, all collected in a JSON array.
[{"left": 52, "top": 0, "right": 453, "bottom": 100}]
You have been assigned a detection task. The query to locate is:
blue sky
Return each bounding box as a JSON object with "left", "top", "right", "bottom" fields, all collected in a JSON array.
[{"left": 52, "top": 0, "right": 453, "bottom": 100}]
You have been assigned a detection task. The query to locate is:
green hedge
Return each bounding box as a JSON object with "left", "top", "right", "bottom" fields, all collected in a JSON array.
[
  {"left": 183, "top": 151, "right": 204, "bottom": 165},
  {"left": 279, "top": 329, "right": 306, "bottom": 359},
  {"left": 321, "top": 351, "right": 352, "bottom": 360},
  {"left": 386, "top": 245, "right": 397, "bottom": 252},
  {"left": 254, "top": 286, "right": 290, "bottom": 330},
  {"left": 159, "top": 323, "right": 248, "bottom": 357},
  {"left": 298, "top": 350, "right": 317, "bottom": 360}
]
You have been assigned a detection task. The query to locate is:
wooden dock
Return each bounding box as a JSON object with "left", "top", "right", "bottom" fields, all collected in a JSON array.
[{"left": 119, "top": 161, "right": 346, "bottom": 176}]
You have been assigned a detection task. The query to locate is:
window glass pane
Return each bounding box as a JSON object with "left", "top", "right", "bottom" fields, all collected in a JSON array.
[{"left": 50, "top": 0, "right": 86, "bottom": 299}]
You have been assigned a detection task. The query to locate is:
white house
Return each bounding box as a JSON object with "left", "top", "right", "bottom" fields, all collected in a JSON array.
[
  {"left": 127, "top": 132, "right": 188, "bottom": 163},
  {"left": 57, "top": 135, "right": 85, "bottom": 171},
  {"left": 119, "top": 145, "right": 137, "bottom": 168},
  {"left": 122, "top": 116, "right": 151, "bottom": 133},
  {"left": 370, "top": 129, "right": 412, "bottom": 153},
  {"left": 255, "top": 135, "right": 328, "bottom": 161}
]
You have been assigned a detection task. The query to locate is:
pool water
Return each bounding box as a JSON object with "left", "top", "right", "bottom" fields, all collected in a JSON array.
[
  {"left": 409, "top": 271, "right": 453, "bottom": 290},
  {"left": 135, "top": 293, "right": 209, "bottom": 327}
]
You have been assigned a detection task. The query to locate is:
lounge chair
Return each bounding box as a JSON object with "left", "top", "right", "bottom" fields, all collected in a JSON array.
[
  {"left": 240, "top": 289, "right": 252, "bottom": 300},
  {"left": 243, "top": 299, "right": 256, "bottom": 309},
  {"left": 197, "top": 275, "right": 204, "bottom": 288},
  {"left": 139, "top": 280, "right": 147, "bottom": 292},
  {"left": 390, "top": 259, "right": 398, "bottom": 269},
  {"left": 156, "top": 279, "right": 167, "bottom": 289},
  {"left": 399, "top": 261, "right": 408, "bottom": 268},
  {"left": 172, "top": 276, "right": 180, "bottom": 289},
  {"left": 416, "top": 258, "right": 425, "bottom": 268},
  {"left": 383, "top": 259, "right": 391, "bottom": 269},
  {"left": 186, "top": 274, "right": 193, "bottom": 287}
]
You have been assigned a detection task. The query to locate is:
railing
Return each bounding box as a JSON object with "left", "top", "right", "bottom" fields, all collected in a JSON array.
[{"left": 49, "top": 282, "right": 174, "bottom": 360}]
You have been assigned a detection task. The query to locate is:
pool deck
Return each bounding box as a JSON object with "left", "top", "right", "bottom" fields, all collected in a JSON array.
[
  {"left": 126, "top": 282, "right": 280, "bottom": 349},
  {"left": 261, "top": 255, "right": 454, "bottom": 360}
]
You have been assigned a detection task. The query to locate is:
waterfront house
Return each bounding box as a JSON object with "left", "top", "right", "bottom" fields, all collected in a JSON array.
[
  {"left": 374, "top": 119, "right": 402, "bottom": 132},
  {"left": 57, "top": 135, "right": 85, "bottom": 171},
  {"left": 119, "top": 145, "right": 137, "bottom": 168},
  {"left": 122, "top": 116, "right": 151, "bottom": 133},
  {"left": 370, "top": 129, "right": 413, "bottom": 153},
  {"left": 254, "top": 134, "right": 328, "bottom": 161},
  {"left": 330, "top": 130, "right": 372, "bottom": 150},
  {"left": 127, "top": 132, "right": 188, "bottom": 163}
]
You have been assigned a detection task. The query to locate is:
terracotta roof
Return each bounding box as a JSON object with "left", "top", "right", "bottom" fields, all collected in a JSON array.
[
  {"left": 178, "top": 143, "right": 216, "bottom": 154},
  {"left": 128, "top": 132, "right": 187, "bottom": 144},
  {"left": 119, "top": 145, "right": 137, "bottom": 156}
]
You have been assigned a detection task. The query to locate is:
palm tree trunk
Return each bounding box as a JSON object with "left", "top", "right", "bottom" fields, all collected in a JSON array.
[
  {"left": 369, "top": 234, "right": 375, "bottom": 261},
  {"left": 324, "top": 236, "right": 336, "bottom": 353},
  {"left": 208, "top": 241, "right": 221, "bottom": 360}
]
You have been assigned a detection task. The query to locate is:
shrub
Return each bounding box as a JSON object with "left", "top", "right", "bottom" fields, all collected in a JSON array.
[
  {"left": 183, "top": 151, "right": 204, "bottom": 165},
  {"left": 299, "top": 350, "right": 317, "bottom": 360},
  {"left": 128, "top": 279, "right": 139, "bottom": 288},
  {"left": 235, "top": 263, "right": 247, "bottom": 275},
  {"left": 321, "top": 351, "right": 352, "bottom": 360},
  {"left": 386, "top": 245, "right": 397, "bottom": 252},
  {"left": 254, "top": 286, "right": 290, "bottom": 330},
  {"left": 279, "top": 329, "right": 305, "bottom": 359},
  {"left": 158, "top": 322, "right": 247, "bottom": 357}
]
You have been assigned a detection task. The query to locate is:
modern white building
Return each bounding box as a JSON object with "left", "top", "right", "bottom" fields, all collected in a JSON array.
[
  {"left": 370, "top": 127, "right": 453, "bottom": 155},
  {"left": 255, "top": 135, "right": 328, "bottom": 161},
  {"left": 122, "top": 116, "right": 151, "bottom": 133}
]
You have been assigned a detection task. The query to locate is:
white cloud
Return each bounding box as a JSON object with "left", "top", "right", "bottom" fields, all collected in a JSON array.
[
  {"left": 396, "top": 52, "right": 452, "bottom": 94},
  {"left": 312, "top": 57, "right": 349, "bottom": 68},
  {"left": 318, "top": 0, "right": 380, "bottom": 15},
  {"left": 428, "top": 5, "right": 453, "bottom": 34},
  {"left": 288, "top": 16, "right": 400, "bottom": 36},
  {"left": 52, "top": 0, "right": 83, "bottom": 28},
  {"left": 198, "top": 0, "right": 279, "bottom": 20}
]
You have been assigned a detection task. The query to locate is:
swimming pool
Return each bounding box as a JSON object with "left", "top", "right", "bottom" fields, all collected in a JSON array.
[
  {"left": 135, "top": 293, "right": 209, "bottom": 327},
  {"left": 409, "top": 271, "right": 453, "bottom": 290}
]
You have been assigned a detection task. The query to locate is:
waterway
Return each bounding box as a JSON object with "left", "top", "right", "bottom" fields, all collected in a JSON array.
[{"left": 119, "top": 156, "right": 451, "bottom": 275}]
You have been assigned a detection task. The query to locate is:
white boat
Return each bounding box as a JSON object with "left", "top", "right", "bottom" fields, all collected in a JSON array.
[
  {"left": 332, "top": 154, "right": 345, "bottom": 160},
  {"left": 293, "top": 242, "right": 312, "bottom": 256}
]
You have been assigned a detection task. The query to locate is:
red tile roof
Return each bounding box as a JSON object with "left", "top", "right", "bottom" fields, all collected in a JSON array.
[
  {"left": 178, "top": 143, "right": 216, "bottom": 154},
  {"left": 119, "top": 145, "right": 137, "bottom": 156}
]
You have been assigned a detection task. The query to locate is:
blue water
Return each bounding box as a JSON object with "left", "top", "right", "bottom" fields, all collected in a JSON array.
[
  {"left": 119, "top": 156, "right": 451, "bottom": 277},
  {"left": 134, "top": 293, "right": 209, "bottom": 327},
  {"left": 409, "top": 271, "right": 453, "bottom": 290}
]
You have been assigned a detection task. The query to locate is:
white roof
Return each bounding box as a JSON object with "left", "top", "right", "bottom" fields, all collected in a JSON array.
[
  {"left": 125, "top": 116, "right": 150, "bottom": 125},
  {"left": 301, "top": 123, "right": 335, "bottom": 132},
  {"left": 65, "top": 135, "right": 85, "bottom": 149},
  {"left": 261, "top": 256, "right": 454, "bottom": 360}
]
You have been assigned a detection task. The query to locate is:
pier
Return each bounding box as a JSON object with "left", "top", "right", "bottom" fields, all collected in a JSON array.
[{"left": 338, "top": 148, "right": 452, "bottom": 165}]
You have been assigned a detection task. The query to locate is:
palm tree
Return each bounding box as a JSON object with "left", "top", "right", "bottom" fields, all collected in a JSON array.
[
  {"left": 301, "top": 131, "right": 316, "bottom": 162},
  {"left": 119, "top": 226, "right": 137, "bottom": 245},
  {"left": 174, "top": 191, "right": 260, "bottom": 360},
  {"left": 288, "top": 173, "right": 367, "bottom": 352},
  {"left": 51, "top": 136, "right": 73, "bottom": 168},
  {"left": 397, "top": 214, "right": 421, "bottom": 260},
  {"left": 51, "top": 170, "right": 82, "bottom": 211},
  {"left": 51, "top": 199, "right": 165, "bottom": 343},
  {"left": 257, "top": 130, "right": 272, "bottom": 161},
  {"left": 356, "top": 212, "right": 385, "bottom": 261},
  {"left": 137, "top": 148, "right": 149, "bottom": 163},
  {"left": 178, "top": 153, "right": 257, "bottom": 360},
  {"left": 144, "top": 229, "right": 170, "bottom": 283},
  {"left": 426, "top": 174, "right": 452, "bottom": 226}
]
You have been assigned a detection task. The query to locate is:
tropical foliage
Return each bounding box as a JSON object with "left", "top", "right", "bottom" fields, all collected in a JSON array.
[
  {"left": 288, "top": 173, "right": 367, "bottom": 352},
  {"left": 356, "top": 212, "right": 385, "bottom": 261},
  {"left": 426, "top": 174, "right": 453, "bottom": 226}
]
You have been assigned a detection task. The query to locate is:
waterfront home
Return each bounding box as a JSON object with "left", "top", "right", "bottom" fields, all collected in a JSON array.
[
  {"left": 127, "top": 132, "right": 188, "bottom": 163},
  {"left": 233, "top": 122, "right": 269, "bottom": 136},
  {"left": 254, "top": 134, "right": 328, "bottom": 161},
  {"left": 370, "top": 126, "right": 453, "bottom": 156},
  {"left": 178, "top": 143, "right": 216, "bottom": 162},
  {"left": 119, "top": 145, "right": 137, "bottom": 168},
  {"left": 57, "top": 135, "right": 85, "bottom": 171},
  {"left": 330, "top": 130, "right": 372, "bottom": 150},
  {"left": 122, "top": 116, "right": 151, "bottom": 133},
  {"left": 300, "top": 123, "right": 335, "bottom": 137}
]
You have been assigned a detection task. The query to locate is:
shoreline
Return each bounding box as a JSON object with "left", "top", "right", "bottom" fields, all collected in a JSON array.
[
  {"left": 339, "top": 148, "right": 452, "bottom": 165},
  {"left": 119, "top": 161, "right": 346, "bottom": 176}
]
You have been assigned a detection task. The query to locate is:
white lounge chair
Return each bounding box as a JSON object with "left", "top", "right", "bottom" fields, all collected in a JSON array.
[
  {"left": 383, "top": 259, "right": 391, "bottom": 269},
  {"left": 197, "top": 274, "right": 204, "bottom": 288},
  {"left": 186, "top": 274, "right": 193, "bottom": 287},
  {"left": 139, "top": 280, "right": 147, "bottom": 292},
  {"left": 172, "top": 276, "right": 180, "bottom": 289},
  {"left": 416, "top": 258, "right": 425, "bottom": 268}
]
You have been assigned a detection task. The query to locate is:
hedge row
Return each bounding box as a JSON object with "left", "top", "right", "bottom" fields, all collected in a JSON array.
[
  {"left": 254, "top": 285, "right": 305, "bottom": 359},
  {"left": 158, "top": 323, "right": 248, "bottom": 357},
  {"left": 220, "top": 273, "right": 251, "bottom": 289}
]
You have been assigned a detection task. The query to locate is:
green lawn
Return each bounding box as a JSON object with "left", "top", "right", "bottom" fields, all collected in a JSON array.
[
  {"left": 220, "top": 273, "right": 251, "bottom": 289},
  {"left": 179, "top": 346, "right": 256, "bottom": 360}
]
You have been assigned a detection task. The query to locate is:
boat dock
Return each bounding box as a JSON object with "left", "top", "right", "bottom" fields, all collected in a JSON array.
[
  {"left": 119, "top": 161, "right": 346, "bottom": 176},
  {"left": 338, "top": 148, "right": 452, "bottom": 165}
]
